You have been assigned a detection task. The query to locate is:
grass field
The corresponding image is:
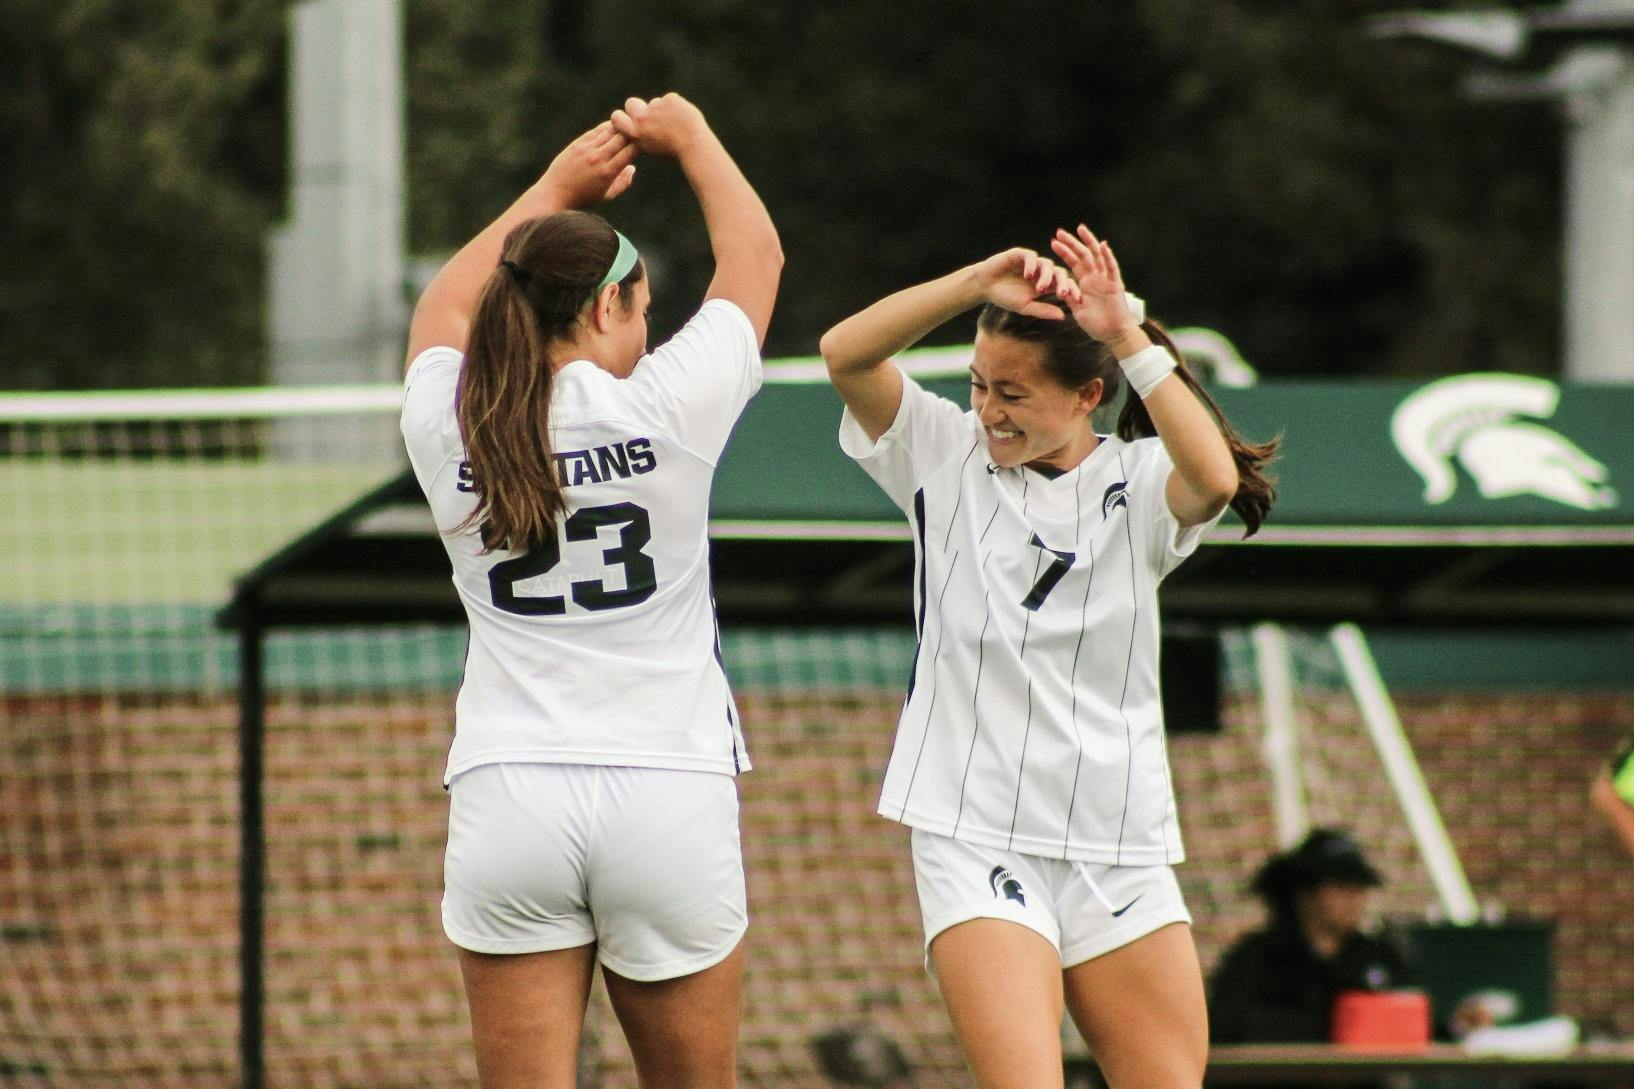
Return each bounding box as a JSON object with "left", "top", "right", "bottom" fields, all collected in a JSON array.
[{"left": 0, "top": 460, "right": 394, "bottom": 605}]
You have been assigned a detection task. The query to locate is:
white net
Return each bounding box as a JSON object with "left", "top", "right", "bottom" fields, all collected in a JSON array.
[
  {"left": 0, "top": 391, "right": 440, "bottom": 1088},
  {"left": 0, "top": 391, "right": 965, "bottom": 1088},
  {"left": 4, "top": 388, "right": 1627, "bottom": 1087}
]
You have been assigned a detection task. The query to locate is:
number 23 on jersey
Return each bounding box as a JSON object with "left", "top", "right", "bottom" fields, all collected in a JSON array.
[{"left": 487, "top": 502, "right": 658, "bottom": 616}]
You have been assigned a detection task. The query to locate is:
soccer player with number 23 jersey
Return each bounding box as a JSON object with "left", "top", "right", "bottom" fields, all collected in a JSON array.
[{"left": 401, "top": 94, "right": 780, "bottom": 1089}]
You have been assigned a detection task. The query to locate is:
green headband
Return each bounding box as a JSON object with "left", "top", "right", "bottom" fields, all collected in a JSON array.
[{"left": 597, "top": 231, "right": 639, "bottom": 293}]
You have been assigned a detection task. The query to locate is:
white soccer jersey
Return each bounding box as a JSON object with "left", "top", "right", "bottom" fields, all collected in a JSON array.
[
  {"left": 401, "top": 299, "right": 761, "bottom": 784},
  {"left": 840, "top": 375, "right": 1223, "bottom": 866}
]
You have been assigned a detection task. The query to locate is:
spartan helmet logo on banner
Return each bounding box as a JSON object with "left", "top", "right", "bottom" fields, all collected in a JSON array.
[{"left": 1390, "top": 374, "right": 1616, "bottom": 512}]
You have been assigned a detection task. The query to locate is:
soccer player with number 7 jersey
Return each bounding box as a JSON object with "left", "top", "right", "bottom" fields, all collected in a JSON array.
[
  {"left": 821, "top": 227, "right": 1277, "bottom": 1089},
  {"left": 400, "top": 94, "right": 780, "bottom": 1089}
]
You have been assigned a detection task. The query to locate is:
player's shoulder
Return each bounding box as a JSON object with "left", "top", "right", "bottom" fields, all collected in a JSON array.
[
  {"left": 404, "top": 345, "right": 462, "bottom": 392},
  {"left": 929, "top": 410, "right": 984, "bottom": 474},
  {"left": 650, "top": 297, "right": 759, "bottom": 363},
  {"left": 693, "top": 296, "right": 755, "bottom": 333},
  {"left": 550, "top": 359, "right": 619, "bottom": 412},
  {"left": 550, "top": 364, "right": 689, "bottom": 466},
  {"left": 1115, "top": 433, "right": 1167, "bottom": 459},
  {"left": 400, "top": 347, "right": 462, "bottom": 442},
  {"left": 1105, "top": 433, "right": 1176, "bottom": 481},
  {"left": 908, "top": 381, "right": 981, "bottom": 444}
]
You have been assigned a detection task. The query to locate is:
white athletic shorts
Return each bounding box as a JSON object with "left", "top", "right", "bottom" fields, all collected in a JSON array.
[
  {"left": 910, "top": 828, "right": 1191, "bottom": 967},
  {"left": 443, "top": 762, "right": 747, "bottom": 982}
]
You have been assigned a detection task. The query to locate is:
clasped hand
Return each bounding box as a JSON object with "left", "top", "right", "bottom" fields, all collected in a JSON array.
[
  {"left": 538, "top": 92, "right": 711, "bottom": 210},
  {"left": 974, "top": 226, "right": 1142, "bottom": 346}
]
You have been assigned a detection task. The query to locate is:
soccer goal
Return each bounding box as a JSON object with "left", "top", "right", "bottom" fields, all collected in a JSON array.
[
  {"left": 1246, "top": 622, "right": 1478, "bottom": 922},
  {"left": 1141, "top": 622, "right": 1495, "bottom": 1002}
]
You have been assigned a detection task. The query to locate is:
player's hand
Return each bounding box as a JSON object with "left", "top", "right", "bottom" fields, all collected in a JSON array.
[
  {"left": 538, "top": 121, "right": 638, "bottom": 210},
  {"left": 611, "top": 93, "right": 710, "bottom": 159},
  {"left": 1050, "top": 225, "right": 1140, "bottom": 344},
  {"left": 972, "top": 247, "right": 1079, "bottom": 321}
]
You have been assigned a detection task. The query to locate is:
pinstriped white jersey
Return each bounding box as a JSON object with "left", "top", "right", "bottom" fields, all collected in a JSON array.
[
  {"left": 401, "top": 299, "right": 761, "bottom": 784},
  {"left": 840, "top": 375, "right": 1222, "bottom": 866}
]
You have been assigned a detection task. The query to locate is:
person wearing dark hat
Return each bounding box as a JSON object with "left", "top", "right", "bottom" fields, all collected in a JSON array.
[{"left": 1207, "top": 828, "right": 1416, "bottom": 1045}]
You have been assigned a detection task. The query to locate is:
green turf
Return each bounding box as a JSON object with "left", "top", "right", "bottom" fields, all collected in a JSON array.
[{"left": 0, "top": 460, "right": 394, "bottom": 605}]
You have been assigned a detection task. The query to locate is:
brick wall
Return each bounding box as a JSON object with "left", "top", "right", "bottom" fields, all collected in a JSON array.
[{"left": 2, "top": 687, "right": 1631, "bottom": 1088}]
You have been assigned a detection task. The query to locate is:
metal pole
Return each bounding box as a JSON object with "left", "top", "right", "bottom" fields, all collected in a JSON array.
[
  {"left": 269, "top": 0, "right": 406, "bottom": 460},
  {"left": 1561, "top": 28, "right": 1634, "bottom": 381},
  {"left": 1251, "top": 623, "right": 1308, "bottom": 848},
  {"left": 1329, "top": 624, "right": 1480, "bottom": 924},
  {"left": 1371, "top": 1, "right": 1634, "bottom": 383},
  {"left": 238, "top": 617, "right": 266, "bottom": 1089}
]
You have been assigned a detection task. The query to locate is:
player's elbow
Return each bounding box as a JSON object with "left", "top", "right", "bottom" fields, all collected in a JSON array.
[
  {"left": 818, "top": 328, "right": 840, "bottom": 367},
  {"left": 1207, "top": 472, "right": 1240, "bottom": 512},
  {"left": 1195, "top": 463, "right": 1239, "bottom": 514},
  {"left": 760, "top": 236, "right": 785, "bottom": 303},
  {"left": 819, "top": 327, "right": 860, "bottom": 379},
  {"left": 757, "top": 240, "right": 785, "bottom": 305},
  {"left": 732, "top": 226, "right": 783, "bottom": 284}
]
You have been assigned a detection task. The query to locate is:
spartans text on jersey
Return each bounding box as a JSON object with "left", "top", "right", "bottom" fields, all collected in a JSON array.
[{"left": 456, "top": 438, "right": 658, "bottom": 492}]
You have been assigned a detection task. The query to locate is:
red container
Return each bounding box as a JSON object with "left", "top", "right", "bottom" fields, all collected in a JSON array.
[{"left": 1331, "top": 989, "right": 1432, "bottom": 1050}]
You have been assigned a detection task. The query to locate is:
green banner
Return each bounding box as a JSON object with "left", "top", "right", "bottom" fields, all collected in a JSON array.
[{"left": 715, "top": 372, "right": 1630, "bottom": 532}]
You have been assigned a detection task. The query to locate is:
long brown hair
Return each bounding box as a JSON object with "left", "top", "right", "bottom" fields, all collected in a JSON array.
[
  {"left": 976, "top": 303, "right": 1279, "bottom": 536},
  {"left": 456, "top": 211, "right": 645, "bottom": 553}
]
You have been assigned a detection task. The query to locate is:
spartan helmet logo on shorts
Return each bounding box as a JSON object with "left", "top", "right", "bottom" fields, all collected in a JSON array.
[
  {"left": 988, "top": 865, "right": 1026, "bottom": 906},
  {"left": 1391, "top": 374, "right": 1616, "bottom": 512},
  {"left": 1101, "top": 481, "right": 1129, "bottom": 520}
]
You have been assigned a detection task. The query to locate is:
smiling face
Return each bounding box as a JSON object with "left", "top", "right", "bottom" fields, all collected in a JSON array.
[{"left": 969, "top": 329, "right": 1104, "bottom": 471}]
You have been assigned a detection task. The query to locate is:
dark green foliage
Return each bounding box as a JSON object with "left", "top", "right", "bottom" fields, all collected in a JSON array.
[
  {"left": 0, "top": 0, "right": 291, "bottom": 389},
  {"left": 0, "top": 0, "right": 1562, "bottom": 387}
]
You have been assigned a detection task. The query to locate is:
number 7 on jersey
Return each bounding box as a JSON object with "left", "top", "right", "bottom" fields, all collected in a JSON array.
[{"left": 1021, "top": 533, "right": 1076, "bottom": 611}]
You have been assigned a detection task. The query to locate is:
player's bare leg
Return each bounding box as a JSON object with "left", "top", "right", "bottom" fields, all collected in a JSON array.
[
  {"left": 458, "top": 943, "right": 597, "bottom": 1089},
  {"left": 1063, "top": 922, "right": 1207, "bottom": 1089},
  {"left": 602, "top": 941, "right": 745, "bottom": 1089},
  {"left": 929, "top": 918, "right": 1067, "bottom": 1089}
]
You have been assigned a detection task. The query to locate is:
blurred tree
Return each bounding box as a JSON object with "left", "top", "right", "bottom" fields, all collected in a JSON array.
[
  {"left": 0, "top": 0, "right": 290, "bottom": 389},
  {"left": 0, "top": 0, "right": 1563, "bottom": 387},
  {"left": 404, "top": 0, "right": 1561, "bottom": 378},
  {"left": 1107, "top": 0, "right": 1561, "bottom": 378}
]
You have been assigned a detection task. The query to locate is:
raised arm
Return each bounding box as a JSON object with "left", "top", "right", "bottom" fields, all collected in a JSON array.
[
  {"left": 612, "top": 94, "right": 782, "bottom": 347},
  {"left": 819, "top": 250, "right": 1075, "bottom": 442},
  {"left": 1052, "top": 226, "right": 1238, "bottom": 528},
  {"left": 405, "top": 122, "right": 637, "bottom": 366}
]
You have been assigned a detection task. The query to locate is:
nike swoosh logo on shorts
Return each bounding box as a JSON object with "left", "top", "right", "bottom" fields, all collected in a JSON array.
[{"left": 1110, "top": 894, "right": 1144, "bottom": 918}]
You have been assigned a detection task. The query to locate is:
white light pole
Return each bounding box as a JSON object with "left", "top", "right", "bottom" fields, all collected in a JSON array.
[
  {"left": 269, "top": 0, "right": 406, "bottom": 391},
  {"left": 1561, "top": 28, "right": 1634, "bottom": 383},
  {"left": 1372, "top": 1, "right": 1634, "bottom": 383}
]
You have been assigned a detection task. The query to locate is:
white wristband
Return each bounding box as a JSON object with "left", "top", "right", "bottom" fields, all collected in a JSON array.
[
  {"left": 1125, "top": 291, "right": 1146, "bottom": 325},
  {"left": 1118, "top": 343, "right": 1176, "bottom": 400}
]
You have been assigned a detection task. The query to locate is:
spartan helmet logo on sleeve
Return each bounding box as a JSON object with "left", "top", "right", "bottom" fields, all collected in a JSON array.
[{"left": 1391, "top": 374, "right": 1616, "bottom": 511}]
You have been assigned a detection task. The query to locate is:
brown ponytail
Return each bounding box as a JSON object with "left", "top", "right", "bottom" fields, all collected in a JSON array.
[
  {"left": 1116, "top": 322, "right": 1279, "bottom": 537},
  {"left": 978, "top": 302, "right": 1279, "bottom": 537},
  {"left": 455, "top": 211, "right": 645, "bottom": 553}
]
